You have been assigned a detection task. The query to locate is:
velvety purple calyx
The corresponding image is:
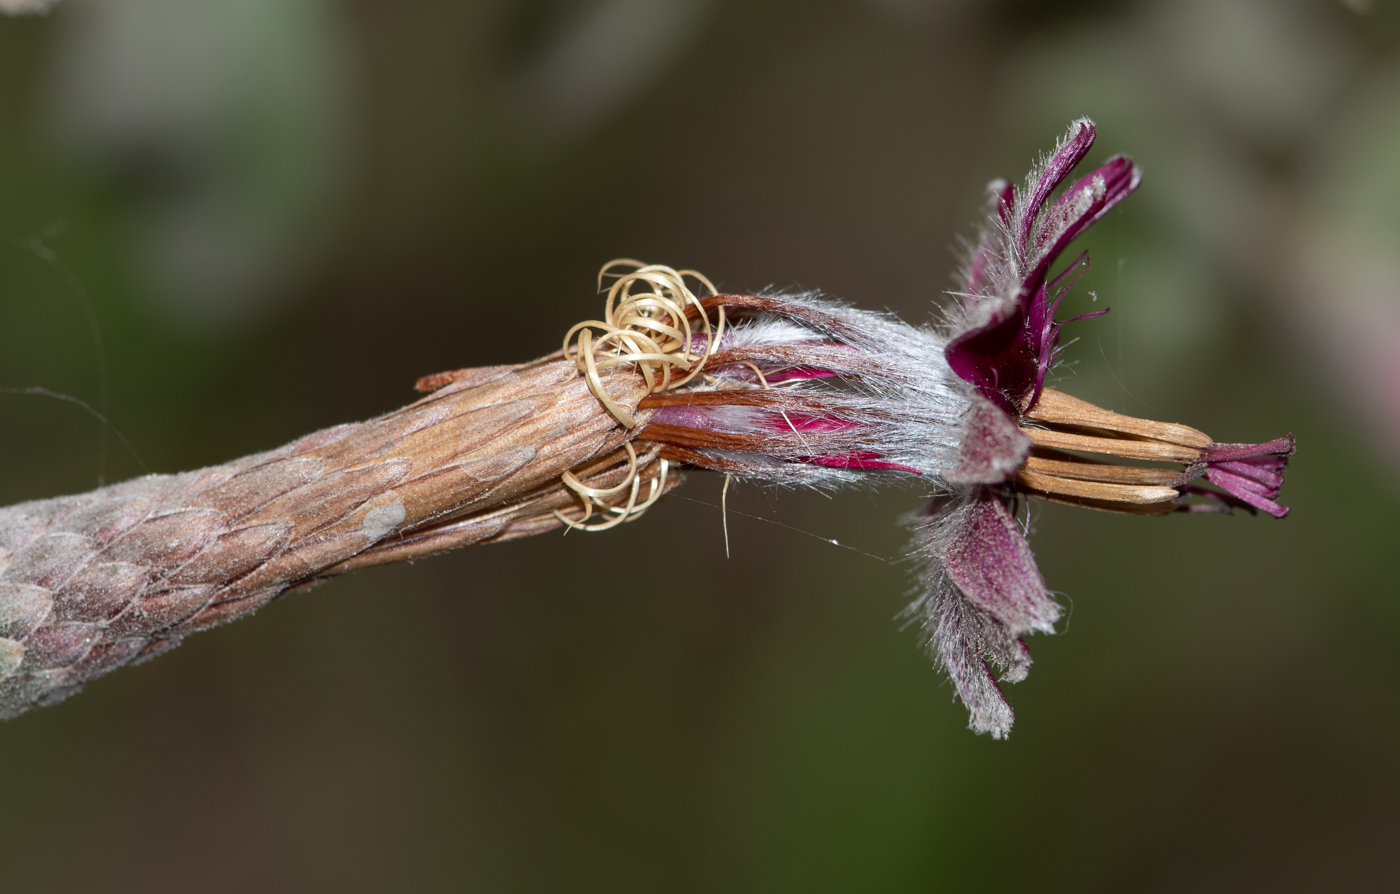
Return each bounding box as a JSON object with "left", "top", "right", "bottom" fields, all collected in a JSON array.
[
  {"left": 940, "top": 492, "right": 1058, "bottom": 639},
  {"left": 913, "top": 489, "right": 1061, "bottom": 738},
  {"left": 943, "top": 395, "right": 1031, "bottom": 485}
]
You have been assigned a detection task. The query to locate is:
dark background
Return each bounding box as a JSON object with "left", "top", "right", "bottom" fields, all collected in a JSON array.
[{"left": 2, "top": 0, "right": 1398, "bottom": 890}]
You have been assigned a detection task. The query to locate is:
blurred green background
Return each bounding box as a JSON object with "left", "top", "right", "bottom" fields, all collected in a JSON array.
[{"left": 2, "top": 0, "right": 1398, "bottom": 890}]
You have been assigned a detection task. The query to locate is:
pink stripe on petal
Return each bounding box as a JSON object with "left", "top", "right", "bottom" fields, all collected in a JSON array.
[
  {"left": 771, "top": 414, "right": 863, "bottom": 433},
  {"left": 799, "top": 452, "right": 919, "bottom": 474}
]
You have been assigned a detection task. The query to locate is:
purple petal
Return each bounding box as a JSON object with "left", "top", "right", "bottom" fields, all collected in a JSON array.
[
  {"left": 948, "top": 125, "right": 1140, "bottom": 411},
  {"left": 996, "top": 179, "right": 1016, "bottom": 227},
  {"left": 944, "top": 300, "right": 1037, "bottom": 414},
  {"left": 940, "top": 491, "right": 1059, "bottom": 637},
  {"left": 943, "top": 395, "right": 1032, "bottom": 485},
  {"left": 1020, "top": 156, "right": 1141, "bottom": 300},
  {"left": 1039, "top": 157, "right": 1139, "bottom": 253},
  {"left": 965, "top": 180, "right": 1016, "bottom": 295},
  {"left": 1016, "top": 119, "right": 1097, "bottom": 260},
  {"left": 1203, "top": 434, "right": 1297, "bottom": 464},
  {"left": 1193, "top": 434, "right": 1295, "bottom": 518},
  {"left": 1210, "top": 460, "right": 1285, "bottom": 489},
  {"left": 1203, "top": 468, "right": 1290, "bottom": 518},
  {"left": 1203, "top": 466, "right": 1279, "bottom": 499}
]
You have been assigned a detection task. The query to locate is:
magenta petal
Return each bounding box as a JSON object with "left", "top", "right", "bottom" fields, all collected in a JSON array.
[
  {"left": 1021, "top": 156, "right": 1141, "bottom": 297},
  {"left": 948, "top": 129, "right": 1140, "bottom": 412},
  {"left": 995, "top": 179, "right": 1016, "bottom": 227},
  {"left": 1203, "top": 468, "right": 1290, "bottom": 518},
  {"left": 1205, "top": 466, "right": 1277, "bottom": 498},
  {"left": 944, "top": 302, "right": 1037, "bottom": 413},
  {"left": 1017, "top": 119, "right": 1096, "bottom": 259},
  {"left": 1040, "top": 157, "right": 1140, "bottom": 251},
  {"left": 965, "top": 180, "right": 1017, "bottom": 295},
  {"left": 1203, "top": 434, "right": 1297, "bottom": 464},
  {"left": 1194, "top": 433, "right": 1295, "bottom": 518},
  {"left": 1211, "top": 460, "right": 1285, "bottom": 490},
  {"left": 941, "top": 492, "right": 1059, "bottom": 637},
  {"left": 760, "top": 367, "right": 842, "bottom": 383},
  {"left": 943, "top": 395, "right": 1031, "bottom": 485}
]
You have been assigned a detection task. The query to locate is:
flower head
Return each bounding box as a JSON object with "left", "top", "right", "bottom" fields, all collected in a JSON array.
[
  {"left": 946, "top": 118, "right": 1134, "bottom": 416},
  {"left": 618, "top": 120, "right": 1294, "bottom": 738}
]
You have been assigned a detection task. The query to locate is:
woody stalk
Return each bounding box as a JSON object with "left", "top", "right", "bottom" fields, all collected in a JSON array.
[{"left": 0, "top": 121, "right": 1293, "bottom": 735}]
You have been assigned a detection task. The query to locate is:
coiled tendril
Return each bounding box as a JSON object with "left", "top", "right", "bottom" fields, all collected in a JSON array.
[
  {"left": 561, "top": 259, "right": 725, "bottom": 428},
  {"left": 555, "top": 260, "right": 723, "bottom": 531}
]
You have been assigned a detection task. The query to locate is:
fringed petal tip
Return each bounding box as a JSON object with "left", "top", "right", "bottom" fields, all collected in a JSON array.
[
  {"left": 914, "top": 574, "right": 1019, "bottom": 740},
  {"left": 924, "top": 589, "right": 1032, "bottom": 740},
  {"left": 954, "top": 661, "right": 1017, "bottom": 740},
  {"left": 940, "top": 491, "right": 1060, "bottom": 637}
]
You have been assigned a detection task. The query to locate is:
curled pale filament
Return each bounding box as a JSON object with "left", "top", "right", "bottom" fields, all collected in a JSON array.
[
  {"left": 553, "top": 442, "right": 671, "bottom": 532},
  {"left": 562, "top": 259, "right": 726, "bottom": 428},
  {"left": 553, "top": 260, "right": 719, "bottom": 533}
]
